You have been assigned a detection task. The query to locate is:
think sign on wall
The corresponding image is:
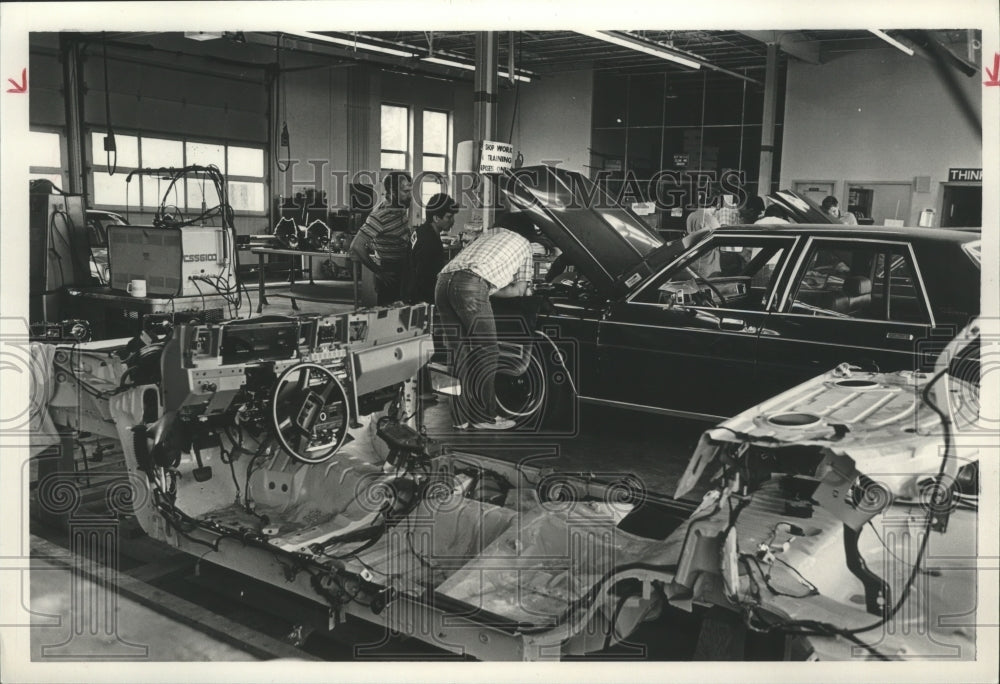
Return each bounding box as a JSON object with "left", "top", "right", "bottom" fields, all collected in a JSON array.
[{"left": 948, "top": 168, "right": 982, "bottom": 182}]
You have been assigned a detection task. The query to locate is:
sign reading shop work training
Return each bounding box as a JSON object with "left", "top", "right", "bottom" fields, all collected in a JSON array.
[
  {"left": 948, "top": 168, "right": 982, "bottom": 182},
  {"left": 479, "top": 140, "right": 514, "bottom": 174}
]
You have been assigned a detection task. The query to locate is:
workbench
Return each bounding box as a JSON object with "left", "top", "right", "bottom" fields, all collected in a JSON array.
[
  {"left": 66, "top": 287, "right": 232, "bottom": 339},
  {"left": 250, "top": 247, "right": 359, "bottom": 312}
]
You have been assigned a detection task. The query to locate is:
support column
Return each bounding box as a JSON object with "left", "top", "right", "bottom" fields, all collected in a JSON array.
[
  {"left": 757, "top": 42, "right": 779, "bottom": 196},
  {"left": 60, "top": 34, "right": 86, "bottom": 197},
  {"left": 473, "top": 32, "right": 499, "bottom": 229}
]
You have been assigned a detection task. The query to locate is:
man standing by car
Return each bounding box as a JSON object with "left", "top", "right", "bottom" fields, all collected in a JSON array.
[
  {"left": 409, "top": 193, "right": 460, "bottom": 304},
  {"left": 435, "top": 214, "right": 534, "bottom": 431},
  {"left": 350, "top": 171, "right": 413, "bottom": 305}
]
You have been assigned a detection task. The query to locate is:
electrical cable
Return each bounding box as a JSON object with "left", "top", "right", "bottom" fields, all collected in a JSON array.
[
  {"left": 740, "top": 364, "right": 958, "bottom": 658},
  {"left": 507, "top": 33, "right": 522, "bottom": 145},
  {"left": 273, "top": 35, "right": 290, "bottom": 173},
  {"left": 189, "top": 274, "right": 207, "bottom": 312},
  {"left": 102, "top": 36, "right": 117, "bottom": 175}
]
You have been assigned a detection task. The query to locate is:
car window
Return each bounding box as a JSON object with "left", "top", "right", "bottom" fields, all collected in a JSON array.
[
  {"left": 633, "top": 237, "right": 791, "bottom": 310},
  {"left": 874, "top": 251, "right": 929, "bottom": 323},
  {"left": 787, "top": 241, "right": 929, "bottom": 323}
]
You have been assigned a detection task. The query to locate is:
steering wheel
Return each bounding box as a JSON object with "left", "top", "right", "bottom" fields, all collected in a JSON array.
[
  {"left": 270, "top": 362, "right": 350, "bottom": 464},
  {"left": 685, "top": 267, "right": 727, "bottom": 307}
]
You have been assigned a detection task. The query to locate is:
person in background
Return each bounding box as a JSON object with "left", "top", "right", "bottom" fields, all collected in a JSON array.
[
  {"left": 434, "top": 213, "right": 535, "bottom": 431},
  {"left": 821, "top": 196, "right": 859, "bottom": 226},
  {"left": 409, "top": 193, "right": 460, "bottom": 305},
  {"left": 742, "top": 196, "right": 766, "bottom": 224},
  {"left": 685, "top": 189, "right": 720, "bottom": 234},
  {"left": 409, "top": 193, "right": 460, "bottom": 404},
  {"left": 755, "top": 203, "right": 791, "bottom": 225},
  {"left": 714, "top": 193, "right": 741, "bottom": 226},
  {"left": 349, "top": 171, "right": 413, "bottom": 305}
]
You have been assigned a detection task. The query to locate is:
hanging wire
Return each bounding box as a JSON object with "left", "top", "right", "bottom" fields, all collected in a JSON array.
[{"left": 102, "top": 35, "right": 118, "bottom": 175}]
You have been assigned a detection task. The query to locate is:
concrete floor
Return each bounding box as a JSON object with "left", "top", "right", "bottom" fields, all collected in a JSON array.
[{"left": 29, "top": 554, "right": 258, "bottom": 661}]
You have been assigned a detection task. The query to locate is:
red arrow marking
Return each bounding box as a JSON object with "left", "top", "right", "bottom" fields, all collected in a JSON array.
[
  {"left": 6, "top": 68, "right": 27, "bottom": 93},
  {"left": 986, "top": 52, "right": 1000, "bottom": 87}
]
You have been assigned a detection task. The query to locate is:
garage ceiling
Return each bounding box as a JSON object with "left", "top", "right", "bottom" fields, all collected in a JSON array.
[{"left": 79, "top": 29, "right": 979, "bottom": 85}]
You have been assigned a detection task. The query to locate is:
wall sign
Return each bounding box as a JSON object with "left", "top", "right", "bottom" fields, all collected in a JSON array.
[
  {"left": 479, "top": 140, "right": 515, "bottom": 174},
  {"left": 673, "top": 153, "right": 689, "bottom": 168},
  {"left": 948, "top": 168, "right": 982, "bottom": 182}
]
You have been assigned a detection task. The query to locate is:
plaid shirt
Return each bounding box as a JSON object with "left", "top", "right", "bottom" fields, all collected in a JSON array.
[
  {"left": 715, "top": 204, "right": 741, "bottom": 226},
  {"left": 439, "top": 228, "right": 533, "bottom": 294}
]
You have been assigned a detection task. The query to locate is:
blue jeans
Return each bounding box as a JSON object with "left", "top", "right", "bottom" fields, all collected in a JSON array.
[{"left": 434, "top": 270, "right": 498, "bottom": 425}]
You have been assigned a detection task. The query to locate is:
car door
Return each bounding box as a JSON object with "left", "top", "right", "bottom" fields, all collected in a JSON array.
[
  {"left": 594, "top": 233, "right": 799, "bottom": 420},
  {"left": 755, "top": 236, "right": 935, "bottom": 402}
]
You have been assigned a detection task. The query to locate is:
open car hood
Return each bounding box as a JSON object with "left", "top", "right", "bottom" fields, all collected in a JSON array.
[
  {"left": 766, "top": 189, "right": 837, "bottom": 224},
  {"left": 497, "top": 166, "right": 674, "bottom": 297}
]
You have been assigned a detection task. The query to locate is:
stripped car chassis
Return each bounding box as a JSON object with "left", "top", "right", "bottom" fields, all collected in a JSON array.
[{"left": 39, "top": 308, "right": 982, "bottom": 661}]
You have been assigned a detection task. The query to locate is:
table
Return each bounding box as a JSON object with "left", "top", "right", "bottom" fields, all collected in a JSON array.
[
  {"left": 250, "top": 247, "right": 359, "bottom": 313},
  {"left": 66, "top": 287, "right": 232, "bottom": 339}
]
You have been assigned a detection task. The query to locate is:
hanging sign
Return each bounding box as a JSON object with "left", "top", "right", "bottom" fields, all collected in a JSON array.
[{"left": 479, "top": 140, "right": 515, "bottom": 174}]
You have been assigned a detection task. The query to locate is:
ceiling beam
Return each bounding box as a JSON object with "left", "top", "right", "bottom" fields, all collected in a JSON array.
[{"left": 739, "top": 30, "right": 821, "bottom": 65}]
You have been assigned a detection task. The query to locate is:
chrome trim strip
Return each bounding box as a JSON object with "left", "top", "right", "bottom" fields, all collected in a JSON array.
[
  {"left": 599, "top": 319, "right": 759, "bottom": 337},
  {"left": 757, "top": 335, "right": 915, "bottom": 356},
  {"left": 769, "top": 312, "right": 931, "bottom": 328},
  {"left": 577, "top": 395, "right": 726, "bottom": 422}
]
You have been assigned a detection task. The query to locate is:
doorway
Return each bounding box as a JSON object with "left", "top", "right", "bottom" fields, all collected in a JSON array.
[
  {"left": 793, "top": 181, "right": 835, "bottom": 207},
  {"left": 941, "top": 185, "right": 982, "bottom": 227},
  {"left": 846, "top": 182, "right": 912, "bottom": 225}
]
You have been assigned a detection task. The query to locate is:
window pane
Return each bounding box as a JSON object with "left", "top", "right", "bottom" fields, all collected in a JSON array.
[
  {"left": 29, "top": 172, "right": 64, "bottom": 188},
  {"left": 381, "top": 105, "right": 408, "bottom": 152},
  {"left": 879, "top": 252, "right": 927, "bottom": 323},
  {"left": 790, "top": 244, "right": 879, "bottom": 318},
  {"left": 92, "top": 173, "right": 129, "bottom": 206},
  {"left": 228, "top": 181, "right": 266, "bottom": 212},
  {"left": 91, "top": 131, "right": 139, "bottom": 168},
  {"left": 422, "top": 156, "right": 446, "bottom": 174},
  {"left": 639, "top": 238, "right": 787, "bottom": 309},
  {"left": 227, "top": 146, "right": 264, "bottom": 177},
  {"left": 142, "top": 175, "right": 182, "bottom": 210},
  {"left": 381, "top": 152, "right": 407, "bottom": 170},
  {"left": 185, "top": 177, "right": 223, "bottom": 209},
  {"left": 30, "top": 131, "right": 62, "bottom": 168},
  {"left": 186, "top": 141, "right": 225, "bottom": 169},
  {"left": 141, "top": 137, "right": 183, "bottom": 169},
  {"left": 421, "top": 178, "right": 442, "bottom": 213},
  {"left": 423, "top": 110, "right": 448, "bottom": 155}
]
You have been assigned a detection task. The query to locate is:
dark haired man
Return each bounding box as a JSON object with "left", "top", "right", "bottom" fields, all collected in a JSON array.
[
  {"left": 821, "top": 195, "right": 859, "bottom": 226},
  {"left": 350, "top": 171, "right": 413, "bottom": 305},
  {"left": 409, "top": 193, "right": 461, "bottom": 305}
]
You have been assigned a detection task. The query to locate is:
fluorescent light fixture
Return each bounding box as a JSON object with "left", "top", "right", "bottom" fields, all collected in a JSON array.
[
  {"left": 501, "top": 70, "right": 532, "bottom": 84},
  {"left": 422, "top": 56, "right": 474, "bottom": 71},
  {"left": 422, "top": 56, "right": 532, "bottom": 82},
  {"left": 576, "top": 30, "right": 701, "bottom": 69},
  {"left": 285, "top": 30, "right": 418, "bottom": 58},
  {"left": 184, "top": 32, "right": 223, "bottom": 42},
  {"left": 869, "top": 29, "right": 914, "bottom": 56}
]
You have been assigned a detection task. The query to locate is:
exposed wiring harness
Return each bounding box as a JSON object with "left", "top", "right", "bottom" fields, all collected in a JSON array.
[{"left": 734, "top": 364, "right": 958, "bottom": 660}]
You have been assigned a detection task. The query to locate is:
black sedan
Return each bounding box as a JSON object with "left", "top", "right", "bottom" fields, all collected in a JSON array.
[{"left": 497, "top": 166, "right": 981, "bottom": 422}]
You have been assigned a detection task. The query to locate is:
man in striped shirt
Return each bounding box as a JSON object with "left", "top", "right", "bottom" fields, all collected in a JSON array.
[
  {"left": 435, "top": 213, "right": 535, "bottom": 430},
  {"left": 350, "top": 171, "right": 412, "bottom": 305}
]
